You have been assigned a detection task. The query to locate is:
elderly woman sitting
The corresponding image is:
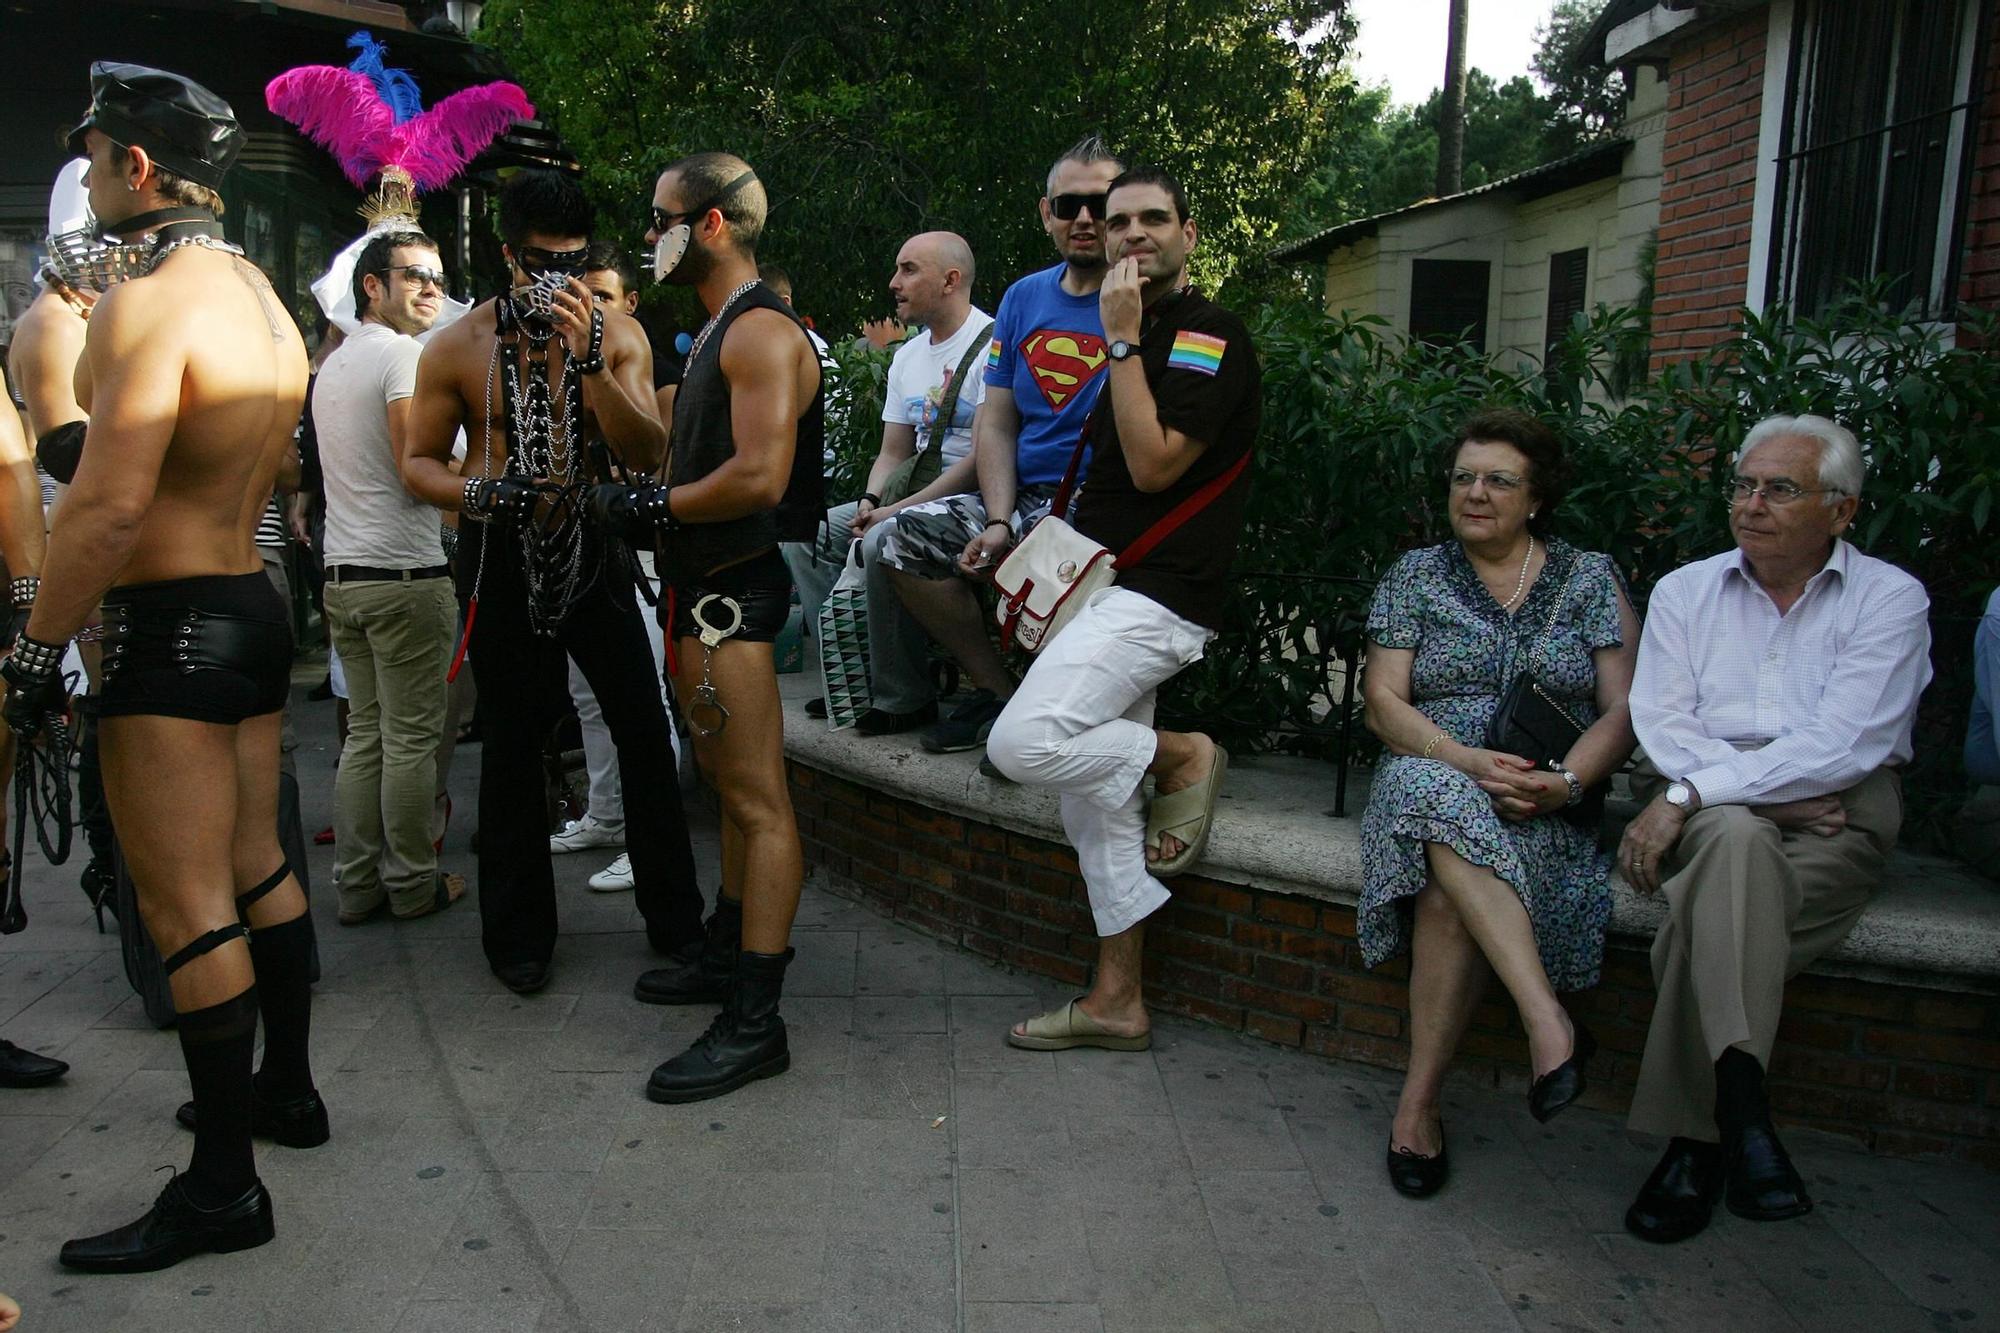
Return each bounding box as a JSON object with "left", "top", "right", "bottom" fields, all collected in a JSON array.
[{"left": 1358, "top": 408, "right": 1640, "bottom": 1198}]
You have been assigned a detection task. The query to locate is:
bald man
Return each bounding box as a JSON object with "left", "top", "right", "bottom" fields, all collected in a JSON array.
[{"left": 782, "top": 232, "right": 992, "bottom": 734}]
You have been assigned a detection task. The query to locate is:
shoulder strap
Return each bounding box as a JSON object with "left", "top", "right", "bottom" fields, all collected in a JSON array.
[
  {"left": 1049, "top": 408, "right": 1096, "bottom": 519},
  {"left": 1112, "top": 446, "right": 1251, "bottom": 569},
  {"left": 922, "top": 320, "right": 994, "bottom": 457}
]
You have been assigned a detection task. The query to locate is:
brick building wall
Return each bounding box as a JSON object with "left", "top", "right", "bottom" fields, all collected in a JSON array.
[
  {"left": 1648, "top": 11, "right": 1768, "bottom": 370},
  {"left": 1959, "top": 14, "right": 2000, "bottom": 318},
  {"left": 791, "top": 758, "right": 2000, "bottom": 1168}
]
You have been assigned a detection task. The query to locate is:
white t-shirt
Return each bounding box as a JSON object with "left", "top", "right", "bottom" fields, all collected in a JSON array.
[
  {"left": 882, "top": 306, "right": 992, "bottom": 467},
  {"left": 314, "top": 322, "right": 444, "bottom": 568}
]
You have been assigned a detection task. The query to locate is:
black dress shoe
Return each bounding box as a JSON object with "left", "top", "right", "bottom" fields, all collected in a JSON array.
[
  {"left": 854, "top": 703, "right": 938, "bottom": 737},
  {"left": 0, "top": 1038, "right": 69, "bottom": 1088},
  {"left": 1724, "top": 1121, "right": 1813, "bottom": 1221},
  {"left": 1624, "top": 1136, "right": 1724, "bottom": 1243},
  {"left": 804, "top": 696, "right": 828, "bottom": 720},
  {"left": 175, "top": 1086, "right": 330, "bottom": 1148},
  {"left": 1528, "top": 1020, "right": 1597, "bottom": 1123},
  {"left": 493, "top": 960, "right": 550, "bottom": 995},
  {"left": 1386, "top": 1127, "right": 1449, "bottom": 1198},
  {"left": 59, "top": 1175, "right": 274, "bottom": 1273}
]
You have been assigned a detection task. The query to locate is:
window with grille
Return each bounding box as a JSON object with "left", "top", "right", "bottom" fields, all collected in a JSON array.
[
  {"left": 1767, "top": 0, "right": 1987, "bottom": 321},
  {"left": 1409, "top": 259, "right": 1491, "bottom": 352},
  {"left": 1544, "top": 248, "right": 1590, "bottom": 363}
]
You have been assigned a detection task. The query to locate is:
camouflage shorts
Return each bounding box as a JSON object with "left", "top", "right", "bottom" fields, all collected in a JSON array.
[{"left": 876, "top": 484, "right": 1060, "bottom": 580}]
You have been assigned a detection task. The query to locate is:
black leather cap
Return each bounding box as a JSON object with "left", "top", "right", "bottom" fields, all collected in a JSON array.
[{"left": 66, "top": 62, "right": 243, "bottom": 189}]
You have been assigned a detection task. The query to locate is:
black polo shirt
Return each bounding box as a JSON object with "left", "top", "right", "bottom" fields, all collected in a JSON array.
[{"left": 1071, "top": 288, "right": 1260, "bottom": 630}]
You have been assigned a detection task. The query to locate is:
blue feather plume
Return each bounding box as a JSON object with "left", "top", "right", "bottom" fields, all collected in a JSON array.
[{"left": 345, "top": 31, "right": 425, "bottom": 125}]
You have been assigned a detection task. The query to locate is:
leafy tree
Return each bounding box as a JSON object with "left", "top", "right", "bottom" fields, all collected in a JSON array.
[
  {"left": 1533, "top": 0, "right": 1628, "bottom": 154},
  {"left": 479, "top": 0, "right": 1352, "bottom": 334}
]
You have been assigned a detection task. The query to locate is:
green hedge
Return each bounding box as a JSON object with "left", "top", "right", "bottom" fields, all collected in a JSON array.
[{"left": 817, "top": 299, "right": 2000, "bottom": 844}]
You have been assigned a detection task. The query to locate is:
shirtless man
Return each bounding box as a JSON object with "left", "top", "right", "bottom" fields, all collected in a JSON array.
[
  {"left": 2, "top": 63, "right": 316, "bottom": 1273},
  {"left": 590, "top": 152, "right": 823, "bottom": 1102},
  {"left": 402, "top": 169, "right": 702, "bottom": 995}
]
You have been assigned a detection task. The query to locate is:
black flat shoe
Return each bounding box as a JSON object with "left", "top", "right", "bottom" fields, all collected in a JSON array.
[
  {"left": 1624, "top": 1136, "right": 1724, "bottom": 1243},
  {"left": 175, "top": 1087, "right": 329, "bottom": 1149},
  {"left": 493, "top": 960, "right": 550, "bottom": 995},
  {"left": 854, "top": 703, "right": 938, "bottom": 737},
  {"left": 0, "top": 1038, "right": 69, "bottom": 1088},
  {"left": 1725, "top": 1121, "right": 1812, "bottom": 1221},
  {"left": 59, "top": 1174, "right": 274, "bottom": 1273},
  {"left": 1386, "top": 1127, "right": 1450, "bottom": 1198},
  {"left": 1528, "top": 1020, "right": 1597, "bottom": 1123},
  {"left": 804, "top": 697, "right": 828, "bottom": 720}
]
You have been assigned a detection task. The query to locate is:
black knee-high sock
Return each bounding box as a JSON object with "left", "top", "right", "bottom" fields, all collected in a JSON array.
[
  {"left": 247, "top": 914, "right": 315, "bottom": 1100},
  {"left": 177, "top": 988, "right": 260, "bottom": 1205},
  {"left": 1714, "top": 1046, "right": 1766, "bottom": 1136}
]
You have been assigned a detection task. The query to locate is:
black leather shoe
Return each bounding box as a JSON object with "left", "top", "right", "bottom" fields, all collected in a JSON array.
[
  {"left": 175, "top": 1087, "right": 330, "bottom": 1149},
  {"left": 854, "top": 703, "right": 938, "bottom": 737},
  {"left": 804, "top": 697, "right": 828, "bottom": 720},
  {"left": 635, "top": 898, "right": 740, "bottom": 1006},
  {"left": 647, "top": 948, "right": 793, "bottom": 1103},
  {"left": 59, "top": 1175, "right": 274, "bottom": 1273},
  {"left": 1725, "top": 1121, "right": 1813, "bottom": 1221},
  {"left": 0, "top": 1038, "right": 69, "bottom": 1088},
  {"left": 1624, "top": 1137, "right": 1724, "bottom": 1243},
  {"left": 493, "top": 960, "right": 550, "bottom": 995},
  {"left": 1386, "top": 1126, "right": 1449, "bottom": 1199},
  {"left": 1528, "top": 1020, "right": 1597, "bottom": 1123}
]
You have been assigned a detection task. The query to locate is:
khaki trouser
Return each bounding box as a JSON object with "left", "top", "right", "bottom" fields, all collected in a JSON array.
[
  {"left": 1627, "top": 760, "right": 1901, "bottom": 1140},
  {"left": 325, "top": 576, "right": 457, "bottom": 915}
]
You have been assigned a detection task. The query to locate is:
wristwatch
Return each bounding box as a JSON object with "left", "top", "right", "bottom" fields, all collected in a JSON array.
[
  {"left": 1557, "top": 768, "right": 1585, "bottom": 807},
  {"left": 1665, "top": 781, "right": 1696, "bottom": 813},
  {"left": 1108, "top": 339, "right": 1138, "bottom": 361}
]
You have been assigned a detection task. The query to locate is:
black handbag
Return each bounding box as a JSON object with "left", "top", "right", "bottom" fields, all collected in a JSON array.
[{"left": 1484, "top": 557, "right": 1605, "bottom": 828}]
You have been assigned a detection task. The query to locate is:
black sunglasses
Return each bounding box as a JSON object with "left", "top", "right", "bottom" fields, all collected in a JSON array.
[
  {"left": 648, "top": 170, "right": 760, "bottom": 236},
  {"left": 1050, "top": 192, "right": 1109, "bottom": 222},
  {"left": 380, "top": 263, "right": 446, "bottom": 291},
  {"left": 516, "top": 244, "right": 590, "bottom": 276}
]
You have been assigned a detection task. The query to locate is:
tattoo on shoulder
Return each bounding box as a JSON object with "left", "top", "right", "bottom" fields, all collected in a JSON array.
[{"left": 230, "top": 256, "right": 287, "bottom": 344}]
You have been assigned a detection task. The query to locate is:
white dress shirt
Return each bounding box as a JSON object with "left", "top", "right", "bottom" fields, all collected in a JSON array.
[{"left": 1631, "top": 540, "right": 1931, "bottom": 807}]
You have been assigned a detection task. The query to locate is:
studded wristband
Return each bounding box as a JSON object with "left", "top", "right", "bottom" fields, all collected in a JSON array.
[
  {"left": 9, "top": 576, "right": 39, "bottom": 609},
  {"left": 461, "top": 476, "right": 487, "bottom": 515},
  {"left": 8, "top": 632, "right": 64, "bottom": 678},
  {"left": 575, "top": 309, "right": 607, "bottom": 376}
]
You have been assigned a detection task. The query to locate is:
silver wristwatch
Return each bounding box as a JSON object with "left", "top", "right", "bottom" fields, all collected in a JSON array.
[
  {"left": 1558, "top": 768, "right": 1585, "bottom": 807},
  {"left": 1665, "top": 781, "right": 1695, "bottom": 812}
]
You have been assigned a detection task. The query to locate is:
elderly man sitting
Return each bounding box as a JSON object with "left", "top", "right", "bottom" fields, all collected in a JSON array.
[{"left": 1618, "top": 415, "right": 1931, "bottom": 1243}]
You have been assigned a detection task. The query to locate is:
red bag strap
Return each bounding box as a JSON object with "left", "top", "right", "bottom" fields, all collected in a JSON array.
[
  {"left": 1048, "top": 408, "right": 1098, "bottom": 520},
  {"left": 1114, "top": 446, "right": 1251, "bottom": 568}
]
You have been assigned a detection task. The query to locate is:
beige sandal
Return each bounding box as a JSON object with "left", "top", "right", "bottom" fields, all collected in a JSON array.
[
  {"left": 1006, "top": 999, "right": 1151, "bottom": 1052},
  {"left": 1147, "top": 745, "right": 1228, "bottom": 877}
]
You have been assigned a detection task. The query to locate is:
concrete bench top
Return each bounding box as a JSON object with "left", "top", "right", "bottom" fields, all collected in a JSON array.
[{"left": 780, "top": 678, "right": 2000, "bottom": 995}]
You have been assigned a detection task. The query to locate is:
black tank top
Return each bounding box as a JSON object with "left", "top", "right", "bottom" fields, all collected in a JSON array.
[{"left": 662, "top": 283, "right": 825, "bottom": 581}]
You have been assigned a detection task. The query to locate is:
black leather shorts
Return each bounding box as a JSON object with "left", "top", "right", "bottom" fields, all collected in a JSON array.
[
  {"left": 99, "top": 572, "right": 292, "bottom": 724},
  {"left": 662, "top": 547, "right": 793, "bottom": 644}
]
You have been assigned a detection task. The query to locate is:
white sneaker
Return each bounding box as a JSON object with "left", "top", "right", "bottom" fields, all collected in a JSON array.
[
  {"left": 549, "top": 814, "right": 625, "bottom": 854},
  {"left": 588, "top": 853, "right": 634, "bottom": 892}
]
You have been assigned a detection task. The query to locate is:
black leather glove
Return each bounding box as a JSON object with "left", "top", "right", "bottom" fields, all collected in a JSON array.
[
  {"left": 463, "top": 476, "right": 543, "bottom": 525},
  {"left": 1, "top": 633, "right": 68, "bottom": 742},
  {"left": 585, "top": 483, "right": 677, "bottom": 543}
]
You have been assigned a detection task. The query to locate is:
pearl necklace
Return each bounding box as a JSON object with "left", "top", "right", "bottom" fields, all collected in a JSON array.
[
  {"left": 1498, "top": 535, "right": 1536, "bottom": 612},
  {"left": 686, "top": 279, "right": 762, "bottom": 367}
]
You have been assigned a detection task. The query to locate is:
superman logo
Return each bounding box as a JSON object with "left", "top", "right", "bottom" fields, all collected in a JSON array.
[{"left": 1021, "top": 329, "right": 1108, "bottom": 412}]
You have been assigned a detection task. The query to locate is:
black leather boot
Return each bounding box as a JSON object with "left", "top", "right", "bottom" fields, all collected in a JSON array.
[
  {"left": 634, "top": 896, "right": 741, "bottom": 1006},
  {"left": 646, "top": 947, "right": 793, "bottom": 1103},
  {"left": 58, "top": 1174, "right": 274, "bottom": 1273}
]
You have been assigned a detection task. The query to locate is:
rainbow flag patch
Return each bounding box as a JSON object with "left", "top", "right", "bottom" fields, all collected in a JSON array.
[
  {"left": 1167, "top": 331, "right": 1227, "bottom": 376},
  {"left": 985, "top": 337, "right": 1004, "bottom": 372}
]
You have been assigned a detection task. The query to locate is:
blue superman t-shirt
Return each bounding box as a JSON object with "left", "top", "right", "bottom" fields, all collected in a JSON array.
[{"left": 985, "top": 263, "right": 1108, "bottom": 486}]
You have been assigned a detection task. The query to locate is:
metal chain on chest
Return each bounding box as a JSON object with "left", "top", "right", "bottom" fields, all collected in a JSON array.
[
  {"left": 143, "top": 230, "right": 244, "bottom": 274},
  {"left": 685, "top": 279, "right": 761, "bottom": 368},
  {"left": 496, "top": 305, "right": 597, "bottom": 635}
]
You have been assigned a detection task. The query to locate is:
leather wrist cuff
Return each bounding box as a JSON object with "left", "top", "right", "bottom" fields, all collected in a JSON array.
[
  {"left": 861, "top": 492, "right": 882, "bottom": 507},
  {"left": 9, "top": 576, "right": 39, "bottom": 609},
  {"left": 9, "top": 633, "right": 64, "bottom": 677},
  {"left": 461, "top": 476, "right": 487, "bottom": 515}
]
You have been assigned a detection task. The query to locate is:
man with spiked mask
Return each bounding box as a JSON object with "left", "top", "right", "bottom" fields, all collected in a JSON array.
[
  {"left": 585, "top": 152, "right": 824, "bottom": 1104},
  {"left": 401, "top": 168, "right": 702, "bottom": 998},
  {"left": 0, "top": 62, "right": 318, "bottom": 1274}
]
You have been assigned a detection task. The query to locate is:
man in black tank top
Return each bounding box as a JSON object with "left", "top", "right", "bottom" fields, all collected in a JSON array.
[{"left": 590, "top": 152, "right": 823, "bottom": 1103}]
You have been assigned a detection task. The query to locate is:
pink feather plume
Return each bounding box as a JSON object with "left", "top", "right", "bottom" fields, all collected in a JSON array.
[{"left": 266, "top": 68, "right": 533, "bottom": 192}]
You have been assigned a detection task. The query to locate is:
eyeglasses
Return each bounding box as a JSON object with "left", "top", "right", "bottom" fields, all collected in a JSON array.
[
  {"left": 1448, "top": 469, "right": 1526, "bottom": 492},
  {"left": 380, "top": 263, "right": 445, "bottom": 291},
  {"left": 1727, "top": 477, "right": 1839, "bottom": 506},
  {"left": 1050, "top": 192, "right": 1109, "bottom": 222}
]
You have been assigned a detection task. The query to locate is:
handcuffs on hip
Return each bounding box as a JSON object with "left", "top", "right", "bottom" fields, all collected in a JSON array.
[{"left": 687, "top": 593, "right": 744, "bottom": 737}]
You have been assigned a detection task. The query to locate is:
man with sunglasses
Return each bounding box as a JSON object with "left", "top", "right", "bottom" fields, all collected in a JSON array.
[
  {"left": 877, "top": 134, "right": 1123, "bottom": 754},
  {"left": 1617, "top": 415, "right": 1931, "bottom": 1244},
  {"left": 315, "top": 229, "right": 465, "bottom": 926},
  {"left": 403, "top": 169, "right": 701, "bottom": 997}
]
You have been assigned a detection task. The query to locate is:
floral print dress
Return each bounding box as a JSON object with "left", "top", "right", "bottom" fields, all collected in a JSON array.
[{"left": 1358, "top": 539, "right": 1625, "bottom": 991}]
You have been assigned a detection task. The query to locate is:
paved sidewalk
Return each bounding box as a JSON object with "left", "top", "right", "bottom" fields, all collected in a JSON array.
[{"left": 1, "top": 687, "right": 1996, "bottom": 1332}]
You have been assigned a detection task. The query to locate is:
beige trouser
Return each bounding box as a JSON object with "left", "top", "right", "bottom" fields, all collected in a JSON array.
[
  {"left": 325, "top": 576, "right": 457, "bottom": 915},
  {"left": 1627, "top": 760, "right": 1901, "bottom": 1140}
]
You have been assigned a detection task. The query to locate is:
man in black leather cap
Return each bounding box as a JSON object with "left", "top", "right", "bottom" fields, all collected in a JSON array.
[{"left": 3, "top": 62, "right": 317, "bottom": 1274}]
